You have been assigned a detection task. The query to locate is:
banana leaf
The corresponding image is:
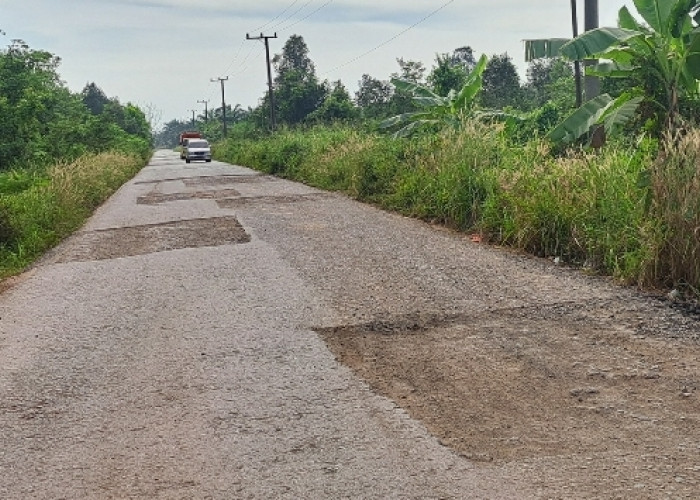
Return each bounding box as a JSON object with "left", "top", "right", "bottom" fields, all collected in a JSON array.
[
  {"left": 587, "top": 61, "right": 638, "bottom": 78},
  {"left": 390, "top": 78, "right": 440, "bottom": 100},
  {"left": 392, "top": 120, "right": 438, "bottom": 138},
  {"left": 524, "top": 39, "right": 569, "bottom": 62},
  {"left": 633, "top": 0, "right": 680, "bottom": 36},
  {"left": 598, "top": 93, "right": 644, "bottom": 134},
  {"left": 618, "top": 6, "right": 645, "bottom": 31},
  {"left": 452, "top": 54, "right": 487, "bottom": 111},
  {"left": 560, "top": 27, "right": 642, "bottom": 60},
  {"left": 688, "top": 30, "right": 700, "bottom": 79},
  {"left": 546, "top": 94, "right": 613, "bottom": 143}
]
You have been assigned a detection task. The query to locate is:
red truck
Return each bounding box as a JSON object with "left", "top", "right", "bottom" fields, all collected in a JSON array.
[
  {"left": 179, "top": 131, "right": 202, "bottom": 146},
  {"left": 179, "top": 131, "right": 202, "bottom": 159}
]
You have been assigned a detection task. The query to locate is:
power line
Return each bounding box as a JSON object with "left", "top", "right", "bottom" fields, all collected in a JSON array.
[
  {"left": 207, "top": 0, "right": 334, "bottom": 111},
  {"left": 208, "top": 39, "right": 262, "bottom": 105},
  {"left": 220, "top": 39, "right": 246, "bottom": 77},
  {"left": 271, "top": 0, "right": 315, "bottom": 31},
  {"left": 228, "top": 44, "right": 266, "bottom": 77},
  {"left": 324, "top": 0, "right": 456, "bottom": 76},
  {"left": 214, "top": 1, "right": 300, "bottom": 91},
  {"left": 276, "top": 0, "right": 335, "bottom": 32},
  {"left": 252, "top": 0, "right": 301, "bottom": 33},
  {"left": 199, "top": 0, "right": 453, "bottom": 123}
]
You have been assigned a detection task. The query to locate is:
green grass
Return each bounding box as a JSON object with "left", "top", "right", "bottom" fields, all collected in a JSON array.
[
  {"left": 214, "top": 122, "right": 700, "bottom": 292},
  {"left": 0, "top": 151, "right": 146, "bottom": 277}
]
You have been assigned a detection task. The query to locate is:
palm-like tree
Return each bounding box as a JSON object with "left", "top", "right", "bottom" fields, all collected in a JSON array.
[{"left": 380, "top": 55, "right": 488, "bottom": 138}]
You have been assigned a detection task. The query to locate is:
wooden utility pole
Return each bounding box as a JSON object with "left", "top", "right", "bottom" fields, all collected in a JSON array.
[
  {"left": 197, "top": 99, "right": 209, "bottom": 123},
  {"left": 189, "top": 109, "right": 196, "bottom": 128},
  {"left": 246, "top": 32, "right": 278, "bottom": 131},
  {"left": 210, "top": 77, "right": 229, "bottom": 137}
]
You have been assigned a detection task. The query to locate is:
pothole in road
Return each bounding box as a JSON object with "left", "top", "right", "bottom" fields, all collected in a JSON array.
[{"left": 52, "top": 216, "right": 250, "bottom": 262}]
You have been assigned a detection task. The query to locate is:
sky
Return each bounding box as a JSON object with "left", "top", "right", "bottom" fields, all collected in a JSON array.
[{"left": 1, "top": 0, "right": 634, "bottom": 129}]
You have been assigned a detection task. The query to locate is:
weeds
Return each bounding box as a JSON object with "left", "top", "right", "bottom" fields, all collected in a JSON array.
[
  {"left": 642, "top": 129, "right": 700, "bottom": 290},
  {"left": 0, "top": 152, "right": 145, "bottom": 277},
  {"left": 215, "top": 121, "right": 700, "bottom": 292}
]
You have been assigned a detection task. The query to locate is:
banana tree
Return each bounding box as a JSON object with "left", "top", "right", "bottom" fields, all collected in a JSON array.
[
  {"left": 380, "top": 54, "right": 487, "bottom": 138},
  {"left": 549, "top": 0, "right": 700, "bottom": 143}
]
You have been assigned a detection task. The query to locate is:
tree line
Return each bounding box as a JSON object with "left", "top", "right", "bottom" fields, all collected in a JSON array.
[
  {"left": 160, "top": 0, "right": 699, "bottom": 153},
  {"left": 155, "top": 35, "right": 580, "bottom": 146},
  {"left": 0, "top": 39, "right": 152, "bottom": 170}
]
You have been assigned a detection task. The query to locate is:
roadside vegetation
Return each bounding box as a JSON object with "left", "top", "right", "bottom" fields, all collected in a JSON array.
[
  {"left": 161, "top": 1, "right": 700, "bottom": 295},
  {"left": 217, "top": 123, "right": 665, "bottom": 287},
  {"left": 0, "top": 39, "right": 152, "bottom": 277}
]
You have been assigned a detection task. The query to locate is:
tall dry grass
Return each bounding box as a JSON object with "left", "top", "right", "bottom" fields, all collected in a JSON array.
[
  {"left": 216, "top": 122, "right": 700, "bottom": 292},
  {"left": 0, "top": 151, "right": 145, "bottom": 276},
  {"left": 642, "top": 129, "right": 700, "bottom": 291}
]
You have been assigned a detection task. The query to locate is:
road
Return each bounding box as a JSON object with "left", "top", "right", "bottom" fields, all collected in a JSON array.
[{"left": 1, "top": 151, "right": 698, "bottom": 499}]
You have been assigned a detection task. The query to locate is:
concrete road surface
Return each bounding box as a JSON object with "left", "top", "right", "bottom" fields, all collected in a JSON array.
[{"left": 0, "top": 151, "right": 530, "bottom": 499}]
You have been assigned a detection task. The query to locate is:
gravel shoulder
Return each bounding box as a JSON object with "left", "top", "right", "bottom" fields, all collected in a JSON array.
[{"left": 0, "top": 150, "right": 698, "bottom": 499}]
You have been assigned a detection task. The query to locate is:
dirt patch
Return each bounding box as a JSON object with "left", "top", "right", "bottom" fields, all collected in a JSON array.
[
  {"left": 134, "top": 174, "right": 268, "bottom": 186},
  {"left": 137, "top": 188, "right": 241, "bottom": 205},
  {"left": 51, "top": 217, "right": 250, "bottom": 262},
  {"left": 217, "top": 193, "right": 333, "bottom": 208},
  {"left": 183, "top": 174, "right": 274, "bottom": 186},
  {"left": 318, "top": 303, "right": 700, "bottom": 496}
]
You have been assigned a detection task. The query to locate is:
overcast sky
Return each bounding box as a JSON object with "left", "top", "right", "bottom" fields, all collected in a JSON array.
[{"left": 1, "top": 0, "right": 633, "bottom": 128}]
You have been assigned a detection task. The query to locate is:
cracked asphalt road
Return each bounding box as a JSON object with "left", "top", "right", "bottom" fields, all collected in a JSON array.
[{"left": 1, "top": 150, "right": 698, "bottom": 499}]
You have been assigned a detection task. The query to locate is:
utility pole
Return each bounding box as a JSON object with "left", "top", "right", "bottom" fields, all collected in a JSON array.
[
  {"left": 197, "top": 99, "right": 209, "bottom": 123},
  {"left": 583, "top": 0, "right": 600, "bottom": 102},
  {"left": 570, "top": 0, "right": 583, "bottom": 107},
  {"left": 189, "top": 109, "right": 196, "bottom": 128},
  {"left": 246, "top": 32, "right": 278, "bottom": 131},
  {"left": 584, "top": 0, "right": 604, "bottom": 147},
  {"left": 210, "top": 76, "right": 229, "bottom": 137}
]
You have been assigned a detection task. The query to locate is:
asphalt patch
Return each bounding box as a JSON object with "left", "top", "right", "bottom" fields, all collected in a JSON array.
[
  {"left": 216, "top": 193, "right": 333, "bottom": 208},
  {"left": 136, "top": 189, "right": 241, "bottom": 205},
  {"left": 51, "top": 216, "right": 250, "bottom": 262}
]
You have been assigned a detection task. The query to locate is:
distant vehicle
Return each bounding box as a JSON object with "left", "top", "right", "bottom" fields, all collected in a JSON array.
[
  {"left": 183, "top": 139, "right": 212, "bottom": 163},
  {"left": 179, "top": 131, "right": 202, "bottom": 159},
  {"left": 179, "top": 131, "right": 201, "bottom": 145}
]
